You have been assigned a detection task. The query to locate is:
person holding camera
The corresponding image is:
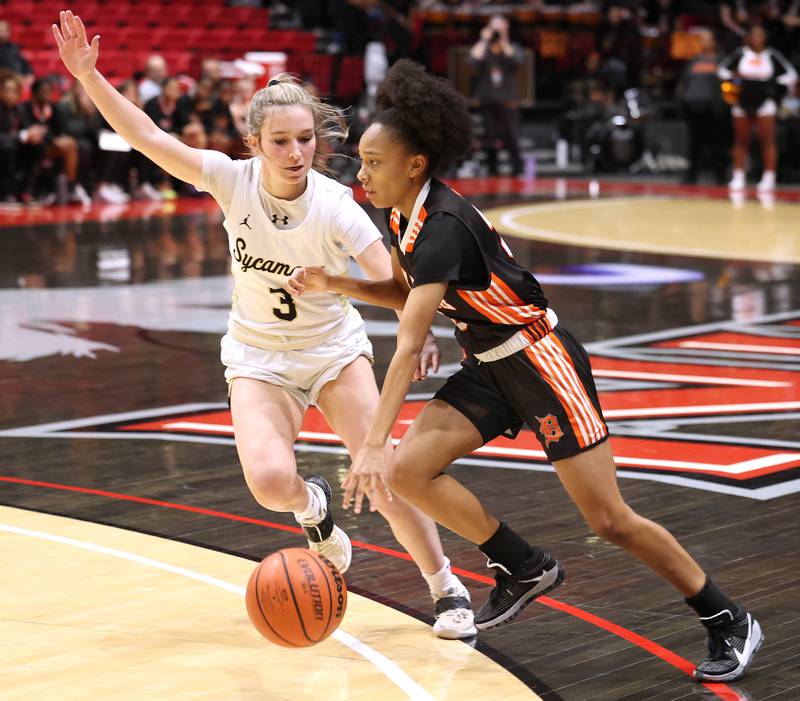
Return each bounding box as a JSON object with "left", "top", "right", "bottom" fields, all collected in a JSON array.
[{"left": 469, "top": 15, "right": 523, "bottom": 177}]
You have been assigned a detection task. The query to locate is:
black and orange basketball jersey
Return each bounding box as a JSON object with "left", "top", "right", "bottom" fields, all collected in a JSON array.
[{"left": 387, "top": 178, "right": 551, "bottom": 355}]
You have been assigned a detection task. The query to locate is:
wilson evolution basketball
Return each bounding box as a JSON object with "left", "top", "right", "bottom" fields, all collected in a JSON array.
[{"left": 245, "top": 548, "right": 347, "bottom": 647}]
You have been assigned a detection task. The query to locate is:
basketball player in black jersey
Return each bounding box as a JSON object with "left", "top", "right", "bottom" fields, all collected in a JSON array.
[{"left": 287, "top": 60, "right": 763, "bottom": 683}]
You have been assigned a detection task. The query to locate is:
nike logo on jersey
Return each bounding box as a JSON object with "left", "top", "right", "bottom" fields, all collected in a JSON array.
[
  {"left": 239, "top": 214, "right": 252, "bottom": 230},
  {"left": 271, "top": 213, "right": 289, "bottom": 226}
]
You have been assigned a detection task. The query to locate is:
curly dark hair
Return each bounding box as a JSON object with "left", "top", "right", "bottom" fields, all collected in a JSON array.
[{"left": 374, "top": 59, "right": 472, "bottom": 174}]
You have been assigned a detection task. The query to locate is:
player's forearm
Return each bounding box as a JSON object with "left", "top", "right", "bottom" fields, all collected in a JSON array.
[
  {"left": 79, "top": 70, "right": 159, "bottom": 151},
  {"left": 326, "top": 275, "right": 408, "bottom": 310},
  {"left": 364, "top": 345, "right": 419, "bottom": 448}
]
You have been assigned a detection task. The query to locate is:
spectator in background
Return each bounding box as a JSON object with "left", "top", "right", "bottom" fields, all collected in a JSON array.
[
  {"left": 0, "top": 20, "right": 33, "bottom": 85},
  {"left": 21, "top": 78, "right": 90, "bottom": 205},
  {"left": 230, "top": 76, "right": 256, "bottom": 136},
  {"left": 199, "top": 57, "right": 222, "bottom": 86},
  {"left": 717, "top": 1, "right": 775, "bottom": 50},
  {"left": 177, "top": 75, "right": 215, "bottom": 148},
  {"left": 57, "top": 80, "right": 130, "bottom": 203},
  {"left": 718, "top": 24, "right": 798, "bottom": 191},
  {"left": 0, "top": 71, "right": 24, "bottom": 203},
  {"left": 762, "top": 0, "right": 800, "bottom": 59},
  {"left": 138, "top": 54, "right": 168, "bottom": 104},
  {"left": 469, "top": 14, "right": 523, "bottom": 176},
  {"left": 596, "top": 1, "right": 643, "bottom": 93},
  {"left": 641, "top": 0, "right": 684, "bottom": 34},
  {"left": 143, "top": 76, "right": 188, "bottom": 198},
  {"left": 207, "top": 78, "right": 242, "bottom": 157},
  {"left": 144, "top": 76, "right": 186, "bottom": 135},
  {"left": 677, "top": 30, "right": 728, "bottom": 184}
]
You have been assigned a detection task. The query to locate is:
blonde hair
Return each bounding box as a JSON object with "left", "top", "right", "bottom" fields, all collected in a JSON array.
[{"left": 247, "top": 74, "right": 347, "bottom": 176}]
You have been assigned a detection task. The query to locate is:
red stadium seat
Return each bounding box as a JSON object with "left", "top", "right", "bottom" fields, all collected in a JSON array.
[{"left": 336, "top": 56, "right": 364, "bottom": 101}]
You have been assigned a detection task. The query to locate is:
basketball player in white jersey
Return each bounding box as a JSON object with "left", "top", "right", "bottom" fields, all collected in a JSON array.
[{"left": 53, "top": 9, "right": 476, "bottom": 638}]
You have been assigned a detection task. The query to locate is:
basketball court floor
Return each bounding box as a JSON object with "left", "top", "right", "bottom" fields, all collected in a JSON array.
[{"left": 1, "top": 178, "right": 799, "bottom": 700}]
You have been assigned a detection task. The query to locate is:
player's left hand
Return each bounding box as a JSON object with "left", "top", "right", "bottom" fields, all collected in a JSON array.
[
  {"left": 343, "top": 443, "right": 392, "bottom": 515},
  {"left": 413, "top": 331, "right": 440, "bottom": 382}
]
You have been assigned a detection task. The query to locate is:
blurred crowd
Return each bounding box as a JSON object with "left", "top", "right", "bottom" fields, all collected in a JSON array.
[
  {"left": 1, "top": 1, "right": 800, "bottom": 207},
  {"left": 1, "top": 39, "right": 256, "bottom": 206}
]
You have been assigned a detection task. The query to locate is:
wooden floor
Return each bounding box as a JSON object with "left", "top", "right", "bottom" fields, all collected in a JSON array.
[{"left": 1, "top": 178, "right": 799, "bottom": 701}]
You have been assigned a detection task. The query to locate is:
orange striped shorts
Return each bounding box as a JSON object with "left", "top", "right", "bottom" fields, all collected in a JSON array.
[{"left": 434, "top": 325, "right": 609, "bottom": 462}]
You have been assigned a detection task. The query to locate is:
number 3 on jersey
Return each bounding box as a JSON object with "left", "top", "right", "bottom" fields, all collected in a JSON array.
[{"left": 269, "top": 288, "right": 297, "bottom": 321}]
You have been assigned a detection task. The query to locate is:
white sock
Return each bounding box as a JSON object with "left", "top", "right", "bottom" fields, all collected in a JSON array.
[
  {"left": 422, "top": 558, "right": 469, "bottom": 601},
  {"left": 293, "top": 482, "right": 326, "bottom": 525},
  {"left": 760, "top": 170, "right": 775, "bottom": 183}
]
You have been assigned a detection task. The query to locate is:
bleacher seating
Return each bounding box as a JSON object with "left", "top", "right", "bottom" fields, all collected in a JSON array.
[{"left": 1, "top": 0, "right": 364, "bottom": 101}]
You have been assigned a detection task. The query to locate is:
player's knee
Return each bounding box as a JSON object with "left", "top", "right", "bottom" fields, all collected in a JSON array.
[
  {"left": 243, "top": 459, "right": 296, "bottom": 510},
  {"left": 587, "top": 509, "right": 636, "bottom": 546},
  {"left": 385, "top": 457, "right": 418, "bottom": 499}
]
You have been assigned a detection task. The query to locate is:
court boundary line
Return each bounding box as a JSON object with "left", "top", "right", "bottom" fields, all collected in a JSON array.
[
  {"left": 493, "top": 198, "right": 800, "bottom": 264},
  {"left": 0, "top": 517, "right": 438, "bottom": 701},
  {"left": 0, "top": 499, "right": 562, "bottom": 700},
  {"left": 0, "top": 476, "right": 745, "bottom": 701}
]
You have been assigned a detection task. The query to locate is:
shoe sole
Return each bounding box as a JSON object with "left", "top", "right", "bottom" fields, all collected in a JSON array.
[
  {"left": 475, "top": 562, "right": 565, "bottom": 631},
  {"left": 693, "top": 618, "right": 764, "bottom": 682},
  {"left": 434, "top": 625, "right": 478, "bottom": 640}
]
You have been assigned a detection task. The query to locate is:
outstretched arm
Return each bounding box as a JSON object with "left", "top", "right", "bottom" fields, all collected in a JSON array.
[
  {"left": 342, "top": 282, "right": 447, "bottom": 512},
  {"left": 52, "top": 10, "right": 203, "bottom": 186},
  {"left": 286, "top": 242, "right": 409, "bottom": 310}
]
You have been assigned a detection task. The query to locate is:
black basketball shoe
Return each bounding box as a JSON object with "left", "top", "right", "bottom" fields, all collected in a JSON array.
[
  {"left": 694, "top": 610, "right": 764, "bottom": 682},
  {"left": 474, "top": 550, "right": 564, "bottom": 630},
  {"left": 297, "top": 475, "right": 352, "bottom": 574}
]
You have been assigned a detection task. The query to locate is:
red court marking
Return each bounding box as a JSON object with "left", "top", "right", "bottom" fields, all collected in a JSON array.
[{"left": 0, "top": 475, "right": 744, "bottom": 700}]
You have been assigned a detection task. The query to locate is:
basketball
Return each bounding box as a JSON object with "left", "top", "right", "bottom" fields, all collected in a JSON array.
[{"left": 245, "top": 548, "right": 347, "bottom": 647}]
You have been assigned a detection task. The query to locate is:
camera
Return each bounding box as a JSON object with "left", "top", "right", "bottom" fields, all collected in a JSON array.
[{"left": 489, "top": 30, "right": 502, "bottom": 43}]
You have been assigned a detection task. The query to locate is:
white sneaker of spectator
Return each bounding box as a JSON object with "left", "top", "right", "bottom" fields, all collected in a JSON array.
[
  {"left": 136, "top": 182, "right": 163, "bottom": 201},
  {"left": 96, "top": 183, "right": 130, "bottom": 204},
  {"left": 70, "top": 183, "right": 92, "bottom": 206},
  {"left": 756, "top": 170, "right": 775, "bottom": 193},
  {"left": 728, "top": 169, "right": 745, "bottom": 191}
]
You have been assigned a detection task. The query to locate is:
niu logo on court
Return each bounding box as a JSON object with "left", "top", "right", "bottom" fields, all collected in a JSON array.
[
  {"left": 25, "top": 312, "right": 799, "bottom": 500},
  {"left": 536, "top": 414, "right": 563, "bottom": 447}
]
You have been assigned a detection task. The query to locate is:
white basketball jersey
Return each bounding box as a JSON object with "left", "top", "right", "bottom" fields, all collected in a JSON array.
[{"left": 200, "top": 151, "right": 381, "bottom": 350}]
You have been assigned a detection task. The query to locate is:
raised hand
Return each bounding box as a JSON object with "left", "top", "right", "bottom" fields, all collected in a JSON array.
[{"left": 52, "top": 10, "right": 100, "bottom": 80}]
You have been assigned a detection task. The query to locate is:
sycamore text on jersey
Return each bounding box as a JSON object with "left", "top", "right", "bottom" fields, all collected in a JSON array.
[{"left": 233, "top": 237, "right": 298, "bottom": 275}]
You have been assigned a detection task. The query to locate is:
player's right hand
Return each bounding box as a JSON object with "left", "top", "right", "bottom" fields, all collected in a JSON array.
[
  {"left": 286, "top": 266, "right": 327, "bottom": 296},
  {"left": 52, "top": 10, "right": 100, "bottom": 80}
]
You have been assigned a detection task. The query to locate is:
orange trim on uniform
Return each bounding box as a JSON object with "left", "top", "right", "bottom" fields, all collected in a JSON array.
[
  {"left": 547, "top": 332, "right": 606, "bottom": 437},
  {"left": 389, "top": 208, "right": 401, "bottom": 235},
  {"left": 457, "top": 273, "right": 547, "bottom": 326},
  {"left": 543, "top": 335, "right": 606, "bottom": 446},
  {"left": 523, "top": 344, "right": 587, "bottom": 448},
  {"left": 523, "top": 336, "right": 607, "bottom": 449},
  {"left": 403, "top": 206, "right": 428, "bottom": 253},
  {"left": 522, "top": 315, "right": 552, "bottom": 344},
  {"left": 457, "top": 288, "right": 515, "bottom": 324},
  {"left": 491, "top": 274, "right": 525, "bottom": 305}
]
